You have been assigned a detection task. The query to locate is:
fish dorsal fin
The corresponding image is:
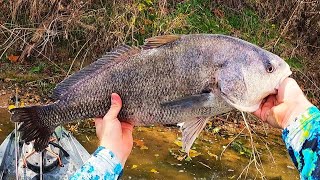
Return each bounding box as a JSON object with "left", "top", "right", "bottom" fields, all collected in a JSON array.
[
  {"left": 52, "top": 45, "right": 140, "bottom": 100},
  {"left": 143, "top": 35, "right": 181, "bottom": 49}
]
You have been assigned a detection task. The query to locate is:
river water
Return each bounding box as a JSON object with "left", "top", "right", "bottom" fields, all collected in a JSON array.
[{"left": 0, "top": 107, "right": 299, "bottom": 179}]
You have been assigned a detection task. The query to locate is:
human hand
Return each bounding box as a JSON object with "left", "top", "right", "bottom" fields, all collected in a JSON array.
[
  {"left": 254, "top": 78, "right": 313, "bottom": 129},
  {"left": 94, "top": 93, "right": 134, "bottom": 166}
]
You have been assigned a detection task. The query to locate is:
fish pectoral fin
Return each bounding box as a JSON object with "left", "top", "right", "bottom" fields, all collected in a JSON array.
[
  {"left": 52, "top": 45, "right": 141, "bottom": 100},
  {"left": 143, "top": 35, "right": 181, "bottom": 49},
  {"left": 181, "top": 117, "right": 209, "bottom": 154},
  {"left": 161, "top": 93, "right": 214, "bottom": 109}
]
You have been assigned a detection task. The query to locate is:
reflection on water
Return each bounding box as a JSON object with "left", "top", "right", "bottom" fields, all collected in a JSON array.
[
  {"left": 0, "top": 108, "right": 14, "bottom": 143},
  {"left": 0, "top": 108, "right": 299, "bottom": 179}
]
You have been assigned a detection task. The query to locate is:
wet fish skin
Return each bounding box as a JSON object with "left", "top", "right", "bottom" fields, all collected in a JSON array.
[{"left": 10, "top": 34, "right": 292, "bottom": 152}]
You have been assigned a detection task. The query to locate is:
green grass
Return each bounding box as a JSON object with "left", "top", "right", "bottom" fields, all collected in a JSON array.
[{"left": 286, "top": 57, "right": 303, "bottom": 69}]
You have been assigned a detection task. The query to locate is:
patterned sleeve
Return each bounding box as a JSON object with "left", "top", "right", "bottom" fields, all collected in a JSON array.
[
  {"left": 70, "top": 146, "right": 123, "bottom": 180},
  {"left": 282, "top": 106, "right": 320, "bottom": 179}
]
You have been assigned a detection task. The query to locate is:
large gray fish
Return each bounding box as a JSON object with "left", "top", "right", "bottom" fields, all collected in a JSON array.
[{"left": 10, "top": 34, "right": 292, "bottom": 152}]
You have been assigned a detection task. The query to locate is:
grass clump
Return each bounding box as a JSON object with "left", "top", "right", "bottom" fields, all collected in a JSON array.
[{"left": 286, "top": 57, "right": 303, "bottom": 69}]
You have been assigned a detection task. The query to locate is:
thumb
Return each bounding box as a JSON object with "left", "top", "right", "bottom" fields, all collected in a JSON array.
[
  {"left": 104, "top": 93, "right": 122, "bottom": 120},
  {"left": 266, "top": 103, "right": 289, "bottom": 129}
]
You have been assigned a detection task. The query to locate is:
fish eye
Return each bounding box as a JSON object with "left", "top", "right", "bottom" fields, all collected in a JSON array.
[{"left": 266, "top": 63, "right": 274, "bottom": 73}]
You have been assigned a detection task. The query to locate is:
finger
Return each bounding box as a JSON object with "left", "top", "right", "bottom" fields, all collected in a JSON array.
[
  {"left": 253, "top": 95, "right": 276, "bottom": 119},
  {"left": 121, "top": 122, "right": 134, "bottom": 132},
  {"left": 94, "top": 118, "right": 103, "bottom": 139},
  {"left": 121, "top": 122, "right": 134, "bottom": 148},
  {"left": 94, "top": 118, "right": 103, "bottom": 126},
  {"left": 277, "top": 78, "right": 300, "bottom": 102},
  {"left": 104, "top": 93, "right": 123, "bottom": 120},
  {"left": 269, "top": 103, "right": 289, "bottom": 129}
]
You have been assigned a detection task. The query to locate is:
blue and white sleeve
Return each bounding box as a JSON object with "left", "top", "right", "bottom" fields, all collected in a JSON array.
[
  {"left": 282, "top": 106, "right": 320, "bottom": 179},
  {"left": 70, "top": 146, "right": 123, "bottom": 180}
]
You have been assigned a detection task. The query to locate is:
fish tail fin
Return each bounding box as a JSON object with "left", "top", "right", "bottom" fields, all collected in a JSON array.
[{"left": 10, "top": 106, "right": 53, "bottom": 152}]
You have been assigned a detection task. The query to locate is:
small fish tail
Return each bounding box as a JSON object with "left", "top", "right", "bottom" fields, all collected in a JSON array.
[{"left": 10, "top": 106, "right": 52, "bottom": 152}]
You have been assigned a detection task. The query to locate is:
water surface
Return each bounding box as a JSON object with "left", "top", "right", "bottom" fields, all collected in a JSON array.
[{"left": 0, "top": 109, "right": 299, "bottom": 179}]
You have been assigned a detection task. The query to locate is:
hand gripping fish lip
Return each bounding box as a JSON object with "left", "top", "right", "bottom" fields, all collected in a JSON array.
[{"left": 275, "top": 70, "right": 293, "bottom": 90}]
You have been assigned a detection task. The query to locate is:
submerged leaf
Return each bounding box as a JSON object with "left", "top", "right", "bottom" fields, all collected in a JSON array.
[
  {"left": 207, "top": 151, "right": 218, "bottom": 160},
  {"left": 140, "top": 145, "right": 148, "bottom": 150},
  {"left": 177, "top": 156, "right": 184, "bottom": 161},
  {"left": 131, "top": 165, "right": 138, "bottom": 169},
  {"left": 150, "top": 169, "right": 159, "bottom": 173}
]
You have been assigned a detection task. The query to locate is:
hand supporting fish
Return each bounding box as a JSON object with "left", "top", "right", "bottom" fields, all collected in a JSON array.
[{"left": 10, "top": 34, "right": 292, "bottom": 153}]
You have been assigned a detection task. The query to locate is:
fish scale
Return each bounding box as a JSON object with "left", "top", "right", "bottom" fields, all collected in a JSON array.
[{"left": 10, "top": 34, "right": 292, "bottom": 152}]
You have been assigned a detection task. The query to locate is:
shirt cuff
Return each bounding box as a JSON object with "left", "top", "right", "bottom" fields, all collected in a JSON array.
[
  {"left": 70, "top": 146, "right": 123, "bottom": 180},
  {"left": 282, "top": 106, "right": 320, "bottom": 153}
]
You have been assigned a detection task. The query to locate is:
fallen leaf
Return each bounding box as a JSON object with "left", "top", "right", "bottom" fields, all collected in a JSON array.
[
  {"left": 177, "top": 156, "right": 184, "bottom": 161},
  {"left": 213, "top": 8, "right": 224, "bottom": 18},
  {"left": 8, "top": 105, "right": 16, "bottom": 110},
  {"left": 174, "top": 140, "right": 182, "bottom": 147},
  {"left": 189, "top": 149, "right": 201, "bottom": 158},
  {"left": 212, "top": 127, "right": 221, "bottom": 134},
  {"left": 131, "top": 165, "right": 138, "bottom": 169},
  {"left": 134, "top": 139, "right": 149, "bottom": 150},
  {"left": 185, "top": 156, "right": 192, "bottom": 161},
  {"left": 8, "top": 54, "right": 19, "bottom": 62},
  {"left": 20, "top": 101, "right": 25, "bottom": 107},
  {"left": 207, "top": 151, "right": 218, "bottom": 160},
  {"left": 150, "top": 169, "right": 159, "bottom": 173},
  {"left": 140, "top": 145, "right": 148, "bottom": 150},
  {"left": 134, "top": 139, "right": 145, "bottom": 147}
]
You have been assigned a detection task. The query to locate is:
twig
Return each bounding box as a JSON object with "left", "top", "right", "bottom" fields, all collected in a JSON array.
[
  {"left": 241, "top": 112, "right": 265, "bottom": 179},
  {"left": 297, "top": 69, "right": 320, "bottom": 92},
  {"left": 273, "top": 0, "right": 304, "bottom": 48},
  {"left": 219, "top": 127, "right": 246, "bottom": 159},
  {"left": 0, "top": 24, "right": 66, "bottom": 74},
  {"left": 66, "top": 36, "right": 92, "bottom": 77},
  {"left": 198, "top": 161, "right": 211, "bottom": 169}
]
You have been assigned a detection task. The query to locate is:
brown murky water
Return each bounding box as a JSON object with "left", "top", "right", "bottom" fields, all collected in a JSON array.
[{"left": 0, "top": 108, "right": 299, "bottom": 179}]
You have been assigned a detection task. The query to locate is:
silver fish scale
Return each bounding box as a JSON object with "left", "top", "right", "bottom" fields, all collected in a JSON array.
[{"left": 39, "top": 35, "right": 234, "bottom": 127}]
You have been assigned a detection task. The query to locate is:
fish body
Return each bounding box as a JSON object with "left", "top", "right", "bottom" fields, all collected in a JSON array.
[{"left": 10, "top": 34, "right": 292, "bottom": 152}]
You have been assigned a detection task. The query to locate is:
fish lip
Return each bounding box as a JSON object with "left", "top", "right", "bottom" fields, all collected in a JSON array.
[{"left": 275, "top": 70, "right": 292, "bottom": 90}]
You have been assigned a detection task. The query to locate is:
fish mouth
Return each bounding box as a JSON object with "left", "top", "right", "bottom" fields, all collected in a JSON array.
[
  {"left": 220, "top": 69, "right": 292, "bottom": 113},
  {"left": 275, "top": 69, "right": 292, "bottom": 90}
]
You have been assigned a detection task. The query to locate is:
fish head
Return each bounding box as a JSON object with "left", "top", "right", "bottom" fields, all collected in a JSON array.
[{"left": 217, "top": 47, "right": 292, "bottom": 112}]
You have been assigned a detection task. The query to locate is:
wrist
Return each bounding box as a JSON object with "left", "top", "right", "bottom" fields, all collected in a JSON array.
[
  {"left": 99, "top": 142, "right": 126, "bottom": 166},
  {"left": 280, "top": 97, "right": 313, "bottom": 129}
]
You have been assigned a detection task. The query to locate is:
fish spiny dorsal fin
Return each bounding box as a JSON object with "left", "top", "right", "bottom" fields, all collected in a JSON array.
[
  {"left": 51, "top": 45, "right": 141, "bottom": 100},
  {"left": 143, "top": 34, "right": 181, "bottom": 49}
]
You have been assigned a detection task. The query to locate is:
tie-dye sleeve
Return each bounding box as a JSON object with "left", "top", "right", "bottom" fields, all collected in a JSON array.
[
  {"left": 282, "top": 106, "right": 320, "bottom": 179},
  {"left": 70, "top": 146, "right": 123, "bottom": 180}
]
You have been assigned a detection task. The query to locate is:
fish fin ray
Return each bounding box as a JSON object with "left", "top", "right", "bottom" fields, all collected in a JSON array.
[
  {"left": 143, "top": 35, "right": 181, "bottom": 49},
  {"left": 161, "top": 93, "right": 213, "bottom": 110},
  {"left": 52, "top": 45, "right": 141, "bottom": 99},
  {"left": 10, "top": 106, "right": 53, "bottom": 152},
  {"left": 181, "top": 117, "right": 209, "bottom": 154}
]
